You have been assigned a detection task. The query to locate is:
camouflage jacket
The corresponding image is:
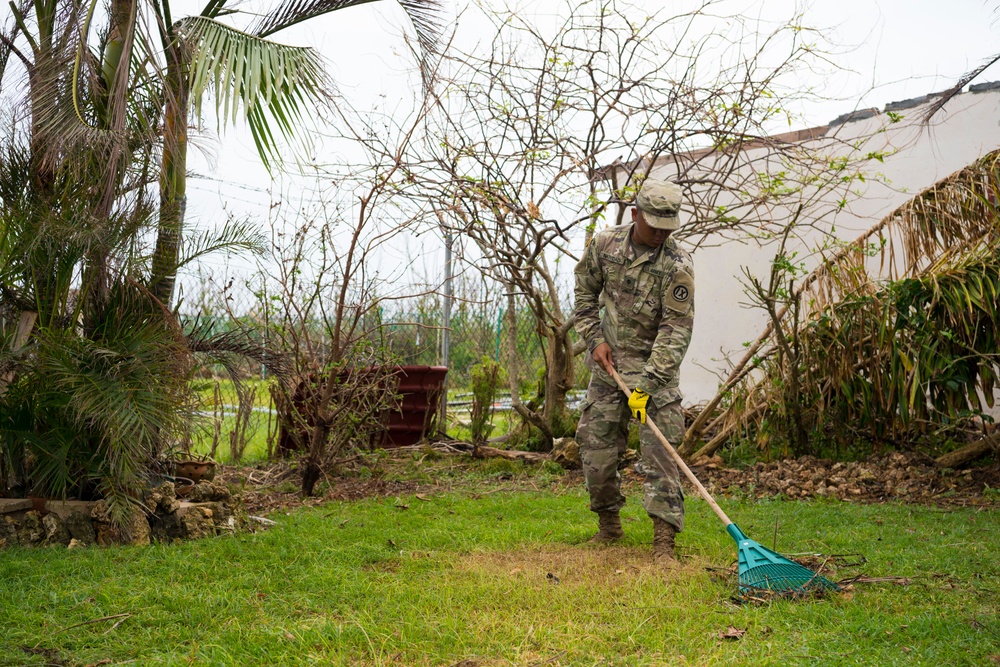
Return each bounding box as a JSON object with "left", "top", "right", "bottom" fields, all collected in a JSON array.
[{"left": 574, "top": 224, "right": 695, "bottom": 399}]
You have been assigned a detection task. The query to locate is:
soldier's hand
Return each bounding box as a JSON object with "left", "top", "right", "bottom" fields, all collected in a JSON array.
[
  {"left": 628, "top": 388, "right": 650, "bottom": 424},
  {"left": 592, "top": 342, "right": 615, "bottom": 374}
]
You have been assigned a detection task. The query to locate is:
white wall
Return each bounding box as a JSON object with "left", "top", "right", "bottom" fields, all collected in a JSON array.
[{"left": 647, "top": 87, "right": 1000, "bottom": 405}]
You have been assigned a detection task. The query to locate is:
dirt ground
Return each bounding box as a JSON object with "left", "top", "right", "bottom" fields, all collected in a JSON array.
[{"left": 218, "top": 448, "right": 1000, "bottom": 516}]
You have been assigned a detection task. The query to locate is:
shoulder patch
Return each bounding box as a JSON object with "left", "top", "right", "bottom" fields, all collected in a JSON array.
[{"left": 663, "top": 269, "right": 694, "bottom": 313}]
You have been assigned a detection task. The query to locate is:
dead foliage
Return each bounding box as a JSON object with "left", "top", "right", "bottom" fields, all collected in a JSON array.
[
  {"left": 687, "top": 149, "right": 1000, "bottom": 460},
  {"left": 696, "top": 451, "right": 1000, "bottom": 506},
  {"left": 215, "top": 443, "right": 1000, "bottom": 518}
]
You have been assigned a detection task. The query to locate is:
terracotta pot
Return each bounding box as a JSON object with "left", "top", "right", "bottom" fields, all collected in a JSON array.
[{"left": 173, "top": 460, "right": 216, "bottom": 483}]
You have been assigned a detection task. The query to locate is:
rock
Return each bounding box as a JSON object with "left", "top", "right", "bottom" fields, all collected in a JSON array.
[
  {"left": 18, "top": 511, "right": 45, "bottom": 546},
  {"left": 188, "top": 481, "right": 231, "bottom": 503},
  {"left": 149, "top": 509, "right": 183, "bottom": 544},
  {"left": 0, "top": 498, "right": 32, "bottom": 515},
  {"left": 0, "top": 516, "right": 19, "bottom": 548},
  {"left": 550, "top": 438, "right": 581, "bottom": 469},
  {"left": 177, "top": 506, "right": 215, "bottom": 540},
  {"left": 200, "top": 502, "right": 232, "bottom": 529},
  {"left": 44, "top": 500, "right": 97, "bottom": 521},
  {"left": 67, "top": 538, "right": 83, "bottom": 549},
  {"left": 146, "top": 482, "right": 180, "bottom": 515},
  {"left": 619, "top": 448, "right": 640, "bottom": 469},
  {"left": 41, "top": 513, "right": 71, "bottom": 547},
  {"left": 91, "top": 501, "right": 151, "bottom": 547},
  {"left": 65, "top": 511, "right": 96, "bottom": 546}
]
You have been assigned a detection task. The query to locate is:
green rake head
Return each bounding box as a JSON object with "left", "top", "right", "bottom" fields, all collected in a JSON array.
[{"left": 726, "top": 523, "right": 839, "bottom": 596}]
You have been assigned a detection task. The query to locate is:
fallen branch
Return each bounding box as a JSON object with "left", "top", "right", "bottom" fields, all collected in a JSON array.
[
  {"left": 935, "top": 434, "right": 999, "bottom": 469},
  {"left": 472, "top": 445, "right": 550, "bottom": 464},
  {"left": 54, "top": 613, "right": 131, "bottom": 634}
]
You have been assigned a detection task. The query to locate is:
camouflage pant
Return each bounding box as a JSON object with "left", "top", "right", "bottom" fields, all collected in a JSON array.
[{"left": 575, "top": 379, "right": 685, "bottom": 531}]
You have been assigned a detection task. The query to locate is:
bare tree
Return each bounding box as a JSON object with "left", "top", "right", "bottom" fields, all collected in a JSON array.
[
  {"left": 249, "top": 99, "right": 440, "bottom": 496},
  {"left": 407, "top": 0, "right": 864, "bottom": 449}
]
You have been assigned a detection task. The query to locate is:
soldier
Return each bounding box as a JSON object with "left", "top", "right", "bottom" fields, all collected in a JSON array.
[{"left": 573, "top": 178, "right": 694, "bottom": 560}]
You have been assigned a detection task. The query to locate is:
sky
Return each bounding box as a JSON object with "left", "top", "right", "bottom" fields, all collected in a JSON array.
[
  {"left": 180, "top": 0, "right": 1000, "bottom": 210},
  {"left": 172, "top": 0, "right": 1000, "bottom": 300},
  {"left": 5, "top": 0, "right": 996, "bottom": 298}
]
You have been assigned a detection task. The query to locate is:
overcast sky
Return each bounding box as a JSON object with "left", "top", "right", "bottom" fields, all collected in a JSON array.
[
  {"left": 182, "top": 0, "right": 1000, "bottom": 205},
  {"left": 160, "top": 0, "right": 1000, "bottom": 297}
]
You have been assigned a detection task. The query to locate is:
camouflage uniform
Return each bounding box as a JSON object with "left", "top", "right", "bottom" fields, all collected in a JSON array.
[{"left": 574, "top": 225, "right": 695, "bottom": 531}]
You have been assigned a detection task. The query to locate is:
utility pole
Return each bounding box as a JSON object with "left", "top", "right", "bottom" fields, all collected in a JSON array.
[{"left": 439, "top": 230, "right": 453, "bottom": 435}]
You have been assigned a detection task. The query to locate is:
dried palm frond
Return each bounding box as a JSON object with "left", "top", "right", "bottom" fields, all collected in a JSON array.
[
  {"left": 923, "top": 53, "right": 1000, "bottom": 122},
  {"left": 694, "top": 149, "right": 1000, "bottom": 458}
]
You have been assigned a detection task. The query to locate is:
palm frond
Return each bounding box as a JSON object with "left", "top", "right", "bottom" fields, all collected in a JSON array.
[
  {"left": 249, "top": 0, "right": 378, "bottom": 38},
  {"left": 175, "top": 214, "right": 268, "bottom": 272},
  {"left": 175, "top": 16, "right": 332, "bottom": 169},
  {"left": 923, "top": 53, "right": 1000, "bottom": 122},
  {"left": 187, "top": 321, "right": 292, "bottom": 379},
  {"left": 248, "top": 0, "right": 444, "bottom": 80}
]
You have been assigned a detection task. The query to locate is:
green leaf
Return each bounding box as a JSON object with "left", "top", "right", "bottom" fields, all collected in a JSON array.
[{"left": 175, "top": 16, "right": 331, "bottom": 169}]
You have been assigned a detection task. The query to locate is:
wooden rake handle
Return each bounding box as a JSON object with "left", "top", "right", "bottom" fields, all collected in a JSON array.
[{"left": 608, "top": 367, "right": 734, "bottom": 528}]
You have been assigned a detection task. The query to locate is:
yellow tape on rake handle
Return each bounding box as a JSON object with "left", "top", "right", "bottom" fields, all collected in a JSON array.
[{"left": 608, "top": 368, "right": 734, "bottom": 529}]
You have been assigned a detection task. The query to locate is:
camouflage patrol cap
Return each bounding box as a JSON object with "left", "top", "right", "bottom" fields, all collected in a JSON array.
[{"left": 635, "top": 179, "right": 682, "bottom": 230}]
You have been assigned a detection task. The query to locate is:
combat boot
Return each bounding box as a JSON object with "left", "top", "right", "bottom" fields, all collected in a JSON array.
[
  {"left": 588, "top": 511, "right": 623, "bottom": 543},
  {"left": 651, "top": 516, "right": 676, "bottom": 560}
]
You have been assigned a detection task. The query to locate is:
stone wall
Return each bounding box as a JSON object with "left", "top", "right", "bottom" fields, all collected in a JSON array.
[{"left": 0, "top": 480, "right": 240, "bottom": 549}]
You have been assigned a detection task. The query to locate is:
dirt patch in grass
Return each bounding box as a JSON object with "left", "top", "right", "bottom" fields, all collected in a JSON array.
[{"left": 452, "top": 544, "right": 706, "bottom": 588}]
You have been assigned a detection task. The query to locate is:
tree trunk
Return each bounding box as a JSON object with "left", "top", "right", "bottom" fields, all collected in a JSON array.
[
  {"left": 505, "top": 293, "right": 554, "bottom": 442},
  {"left": 542, "top": 322, "right": 575, "bottom": 439},
  {"left": 302, "top": 418, "right": 331, "bottom": 496},
  {"left": 152, "top": 41, "right": 189, "bottom": 307}
]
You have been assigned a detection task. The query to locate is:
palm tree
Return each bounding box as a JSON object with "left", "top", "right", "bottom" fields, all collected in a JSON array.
[
  {"left": 0, "top": 0, "right": 442, "bottom": 524},
  {"left": 149, "top": 0, "right": 445, "bottom": 305},
  {"left": 0, "top": 0, "right": 194, "bottom": 520}
]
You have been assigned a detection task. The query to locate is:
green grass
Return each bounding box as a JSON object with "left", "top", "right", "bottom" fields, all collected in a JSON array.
[{"left": 2, "top": 462, "right": 998, "bottom": 666}]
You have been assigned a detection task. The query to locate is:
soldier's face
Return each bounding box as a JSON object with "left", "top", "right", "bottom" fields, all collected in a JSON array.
[{"left": 631, "top": 208, "right": 670, "bottom": 247}]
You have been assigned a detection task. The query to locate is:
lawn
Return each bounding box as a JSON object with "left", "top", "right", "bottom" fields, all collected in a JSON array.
[{"left": 2, "top": 460, "right": 998, "bottom": 666}]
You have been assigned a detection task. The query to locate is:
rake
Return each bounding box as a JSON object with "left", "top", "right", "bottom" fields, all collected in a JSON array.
[{"left": 609, "top": 369, "right": 838, "bottom": 596}]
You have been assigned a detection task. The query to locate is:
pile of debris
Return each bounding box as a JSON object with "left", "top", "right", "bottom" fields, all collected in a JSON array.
[{"left": 697, "top": 451, "right": 1000, "bottom": 505}]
